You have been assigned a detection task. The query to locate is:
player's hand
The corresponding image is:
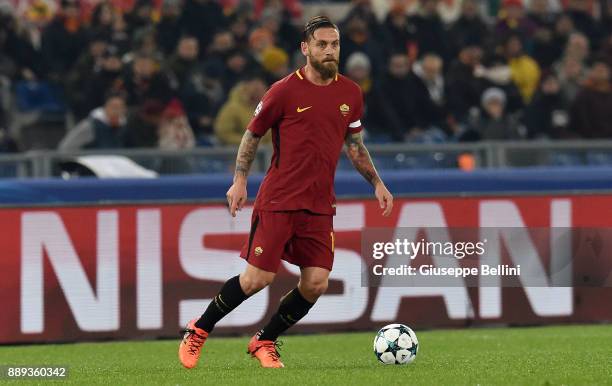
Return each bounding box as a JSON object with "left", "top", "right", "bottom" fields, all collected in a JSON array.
[
  {"left": 375, "top": 182, "right": 393, "bottom": 217},
  {"left": 226, "top": 180, "right": 247, "bottom": 217}
]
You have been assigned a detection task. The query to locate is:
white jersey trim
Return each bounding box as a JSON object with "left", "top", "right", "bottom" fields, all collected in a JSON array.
[{"left": 349, "top": 120, "right": 361, "bottom": 128}]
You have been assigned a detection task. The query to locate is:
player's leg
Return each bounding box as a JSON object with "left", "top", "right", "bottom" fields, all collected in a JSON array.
[
  {"left": 248, "top": 212, "right": 334, "bottom": 368},
  {"left": 179, "top": 210, "right": 290, "bottom": 369},
  {"left": 196, "top": 263, "right": 275, "bottom": 332},
  {"left": 261, "top": 266, "right": 329, "bottom": 340},
  {"left": 247, "top": 267, "right": 329, "bottom": 368}
]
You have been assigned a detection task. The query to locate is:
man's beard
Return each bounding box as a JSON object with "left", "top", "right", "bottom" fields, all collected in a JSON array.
[{"left": 310, "top": 56, "right": 339, "bottom": 80}]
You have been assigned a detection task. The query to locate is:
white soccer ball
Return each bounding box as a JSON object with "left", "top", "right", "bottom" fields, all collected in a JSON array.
[{"left": 373, "top": 323, "right": 419, "bottom": 365}]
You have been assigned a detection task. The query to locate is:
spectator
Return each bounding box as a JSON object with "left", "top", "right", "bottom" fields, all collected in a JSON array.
[
  {"left": 66, "top": 34, "right": 109, "bottom": 118},
  {"left": 562, "top": 32, "right": 590, "bottom": 65},
  {"left": 206, "top": 30, "right": 238, "bottom": 78},
  {"left": 553, "top": 33, "right": 590, "bottom": 100},
  {"left": 158, "top": 99, "right": 196, "bottom": 150},
  {"left": 503, "top": 34, "right": 541, "bottom": 103},
  {"left": 84, "top": 45, "right": 124, "bottom": 114},
  {"left": 528, "top": 0, "right": 558, "bottom": 31},
  {"left": 124, "top": 0, "right": 154, "bottom": 36},
  {"left": 179, "top": 0, "right": 227, "bottom": 49},
  {"left": 129, "top": 26, "right": 160, "bottom": 59},
  {"left": 166, "top": 35, "right": 200, "bottom": 86},
  {"left": 472, "top": 54, "right": 525, "bottom": 114},
  {"left": 565, "top": 0, "right": 601, "bottom": 47},
  {"left": 123, "top": 99, "right": 165, "bottom": 148},
  {"left": 247, "top": 27, "right": 275, "bottom": 66},
  {"left": 108, "top": 11, "right": 130, "bottom": 54},
  {"left": 20, "top": 0, "right": 54, "bottom": 51},
  {"left": 341, "top": 0, "right": 385, "bottom": 42},
  {"left": 447, "top": 45, "right": 485, "bottom": 124},
  {"left": 88, "top": 1, "right": 115, "bottom": 39},
  {"left": 339, "top": 15, "right": 384, "bottom": 75},
  {"left": 214, "top": 74, "right": 270, "bottom": 146},
  {"left": 495, "top": 0, "right": 537, "bottom": 42},
  {"left": 190, "top": 67, "right": 225, "bottom": 139},
  {"left": 120, "top": 53, "right": 174, "bottom": 107},
  {"left": 41, "top": 0, "right": 87, "bottom": 80},
  {"left": 157, "top": 99, "right": 197, "bottom": 173},
  {"left": 569, "top": 59, "right": 612, "bottom": 138},
  {"left": 259, "top": 8, "right": 301, "bottom": 55},
  {"left": 367, "top": 52, "right": 413, "bottom": 141},
  {"left": 222, "top": 49, "right": 259, "bottom": 91},
  {"left": 448, "top": 0, "right": 490, "bottom": 57},
  {"left": 528, "top": 0, "right": 561, "bottom": 68},
  {"left": 406, "top": 53, "right": 449, "bottom": 140},
  {"left": 382, "top": 4, "right": 413, "bottom": 55},
  {"left": 156, "top": 0, "right": 184, "bottom": 56},
  {"left": 555, "top": 56, "right": 586, "bottom": 102},
  {"left": 58, "top": 92, "right": 127, "bottom": 151},
  {"left": 548, "top": 12, "right": 577, "bottom": 61},
  {"left": 260, "top": 46, "right": 290, "bottom": 83},
  {"left": 228, "top": 12, "right": 252, "bottom": 51},
  {"left": 524, "top": 73, "right": 571, "bottom": 138},
  {"left": 165, "top": 34, "right": 219, "bottom": 139},
  {"left": 408, "top": 0, "right": 449, "bottom": 60},
  {"left": 345, "top": 52, "right": 373, "bottom": 94},
  {"left": 464, "top": 87, "right": 525, "bottom": 140},
  {"left": 0, "top": 6, "right": 41, "bottom": 80}
]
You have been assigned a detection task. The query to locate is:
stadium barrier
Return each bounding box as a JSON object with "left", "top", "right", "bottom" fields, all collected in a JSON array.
[
  {"left": 1, "top": 167, "right": 612, "bottom": 344},
  {"left": 3, "top": 139, "right": 612, "bottom": 178}
]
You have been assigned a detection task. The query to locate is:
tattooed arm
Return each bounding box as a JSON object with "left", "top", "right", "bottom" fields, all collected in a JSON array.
[
  {"left": 345, "top": 131, "right": 382, "bottom": 187},
  {"left": 234, "top": 130, "right": 262, "bottom": 181},
  {"left": 345, "top": 131, "right": 394, "bottom": 216},
  {"left": 227, "top": 130, "right": 262, "bottom": 217}
]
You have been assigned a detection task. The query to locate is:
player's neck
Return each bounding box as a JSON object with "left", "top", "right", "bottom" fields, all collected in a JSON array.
[{"left": 303, "top": 65, "right": 335, "bottom": 86}]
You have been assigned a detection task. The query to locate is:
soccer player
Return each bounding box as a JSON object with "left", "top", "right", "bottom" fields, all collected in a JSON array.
[{"left": 179, "top": 16, "right": 394, "bottom": 369}]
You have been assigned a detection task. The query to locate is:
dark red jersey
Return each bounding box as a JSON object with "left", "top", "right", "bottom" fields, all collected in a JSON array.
[{"left": 247, "top": 67, "right": 364, "bottom": 215}]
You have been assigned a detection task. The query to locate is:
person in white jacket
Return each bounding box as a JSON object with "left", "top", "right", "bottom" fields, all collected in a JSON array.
[{"left": 58, "top": 92, "right": 127, "bottom": 151}]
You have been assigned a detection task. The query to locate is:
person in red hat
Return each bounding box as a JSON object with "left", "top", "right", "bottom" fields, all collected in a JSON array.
[{"left": 158, "top": 98, "right": 195, "bottom": 150}]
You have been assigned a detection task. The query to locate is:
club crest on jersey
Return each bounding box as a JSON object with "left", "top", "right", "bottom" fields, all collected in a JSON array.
[
  {"left": 254, "top": 246, "right": 264, "bottom": 256},
  {"left": 254, "top": 101, "right": 263, "bottom": 116},
  {"left": 339, "top": 104, "right": 350, "bottom": 116}
]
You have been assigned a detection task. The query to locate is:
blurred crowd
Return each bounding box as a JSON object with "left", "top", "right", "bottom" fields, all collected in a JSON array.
[{"left": 0, "top": 0, "right": 611, "bottom": 154}]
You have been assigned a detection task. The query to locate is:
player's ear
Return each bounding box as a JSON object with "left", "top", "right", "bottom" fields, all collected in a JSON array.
[{"left": 300, "top": 40, "right": 308, "bottom": 56}]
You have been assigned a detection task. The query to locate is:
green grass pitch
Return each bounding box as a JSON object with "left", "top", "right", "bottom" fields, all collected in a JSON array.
[{"left": 1, "top": 325, "right": 611, "bottom": 385}]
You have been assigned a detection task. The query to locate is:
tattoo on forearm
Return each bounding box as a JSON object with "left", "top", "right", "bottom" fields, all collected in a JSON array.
[
  {"left": 344, "top": 132, "right": 381, "bottom": 187},
  {"left": 235, "top": 131, "right": 261, "bottom": 179}
]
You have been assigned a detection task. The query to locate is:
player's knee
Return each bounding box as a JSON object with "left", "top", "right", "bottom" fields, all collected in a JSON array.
[
  {"left": 240, "top": 273, "right": 274, "bottom": 295},
  {"left": 301, "top": 279, "right": 328, "bottom": 300}
]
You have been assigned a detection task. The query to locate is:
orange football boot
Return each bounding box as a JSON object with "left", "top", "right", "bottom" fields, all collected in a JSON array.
[
  {"left": 247, "top": 332, "right": 285, "bottom": 368},
  {"left": 178, "top": 319, "right": 208, "bottom": 369}
]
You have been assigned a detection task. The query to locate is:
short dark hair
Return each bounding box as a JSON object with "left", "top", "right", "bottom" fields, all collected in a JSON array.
[{"left": 302, "top": 16, "right": 339, "bottom": 42}]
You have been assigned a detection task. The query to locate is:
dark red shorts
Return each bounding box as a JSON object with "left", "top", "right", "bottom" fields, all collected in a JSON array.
[{"left": 240, "top": 209, "right": 335, "bottom": 273}]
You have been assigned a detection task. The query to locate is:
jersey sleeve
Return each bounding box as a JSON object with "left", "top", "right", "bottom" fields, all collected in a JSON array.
[
  {"left": 247, "top": 83, "right": 285, "bottom": 137},
  {"left": 347, "top": 86, "right": 364, "bottom": 134}
]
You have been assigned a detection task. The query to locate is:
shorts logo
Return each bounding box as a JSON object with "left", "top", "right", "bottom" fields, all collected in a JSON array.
[
  {"left": 254, "top": 246, "right": 264, "bottom": 256},
  {"left": 339, "top": 104, "right": 350, "bottom": 116}
]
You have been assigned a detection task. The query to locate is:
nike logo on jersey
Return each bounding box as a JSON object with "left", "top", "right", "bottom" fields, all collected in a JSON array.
[{"left": 296, "top": 106, "right": 312, "bottom": 113}]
